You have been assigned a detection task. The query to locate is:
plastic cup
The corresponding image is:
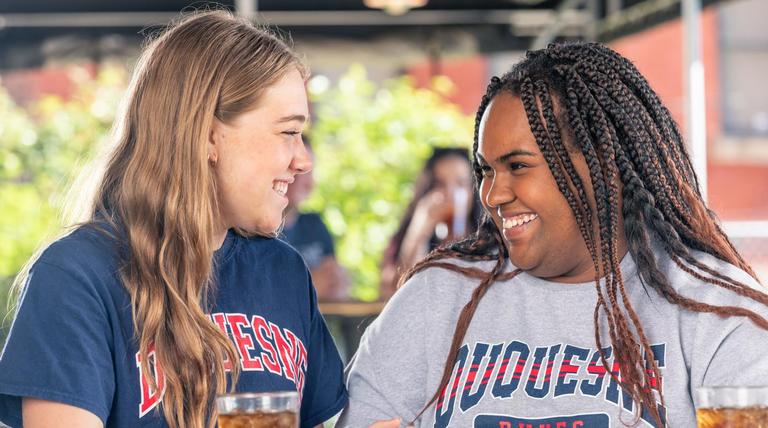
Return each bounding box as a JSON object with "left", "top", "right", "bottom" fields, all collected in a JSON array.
[
  {"left": 216, "top": 391, "right": 299, "bottom": 428},
  {"left": 697, "top": 387, "right": 768, "bottom": 427}
]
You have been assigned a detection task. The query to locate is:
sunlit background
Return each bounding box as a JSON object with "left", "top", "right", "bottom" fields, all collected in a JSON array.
[{"left": 2, "top": 0, "right": 767, "bottom": 344}]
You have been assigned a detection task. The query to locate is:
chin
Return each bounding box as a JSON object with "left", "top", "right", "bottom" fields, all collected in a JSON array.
[
  {"left": 238, "top": 217, "right": 282, "bottom": 237},
  {"left": 507, "top": 249, "right": 539, "bottom": 271},
  {"left": 255, "top": 222, "right": 282, "bottom": 236}
]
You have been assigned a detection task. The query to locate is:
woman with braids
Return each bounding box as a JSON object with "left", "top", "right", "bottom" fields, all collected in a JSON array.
[
  {"left": 339, "top": 42, "right": 768, "bottom": 428},
  {"left": 0, "top": 11, "right": 346, "bottom": 428}
]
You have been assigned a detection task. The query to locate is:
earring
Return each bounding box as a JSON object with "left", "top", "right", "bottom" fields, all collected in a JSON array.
[{"left": 208, "top": 155, "right": 217, "bottom": 167}]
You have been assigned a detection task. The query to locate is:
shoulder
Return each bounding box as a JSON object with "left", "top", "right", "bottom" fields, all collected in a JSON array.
[
  {"left": 656, "top": 247, "right": 765, "bottom": 308},
  {"left": 386, "top": 257, "right": 496, "bottom": 315},
  {"left": 17, "top": 225, "right": 124, "bottom": 321},
  {"left": 227, "top": 234, "right": 310, "bottom": 291},
  {"left": 35, "top": 224, "right": 122, "bottom": 283},
  {"left": 400, "top": 257, "right": 497, "bottom": 292}
]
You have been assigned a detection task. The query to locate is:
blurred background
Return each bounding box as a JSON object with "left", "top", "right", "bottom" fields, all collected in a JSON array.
[{"left": 2, "top": 0, "right": 767, "bottom": 347}]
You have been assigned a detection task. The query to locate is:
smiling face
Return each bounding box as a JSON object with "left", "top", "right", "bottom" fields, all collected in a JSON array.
[
  {"left": 209, "top": 68, "right": 311, "bottom": 236},
  {"left": 477, "top": 91, "right": 599, "bottom": 283},
  {"left": 286, "top": 143, "right": 315, "bottom": 209}
]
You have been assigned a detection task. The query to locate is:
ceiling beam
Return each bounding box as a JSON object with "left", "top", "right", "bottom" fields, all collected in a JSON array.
[{"left": 0, "top": 9, "right": 589, "bottom": 29}]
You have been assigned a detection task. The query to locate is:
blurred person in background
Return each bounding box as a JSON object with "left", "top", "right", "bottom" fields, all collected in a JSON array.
[
  {"left": 379, "top": 147, "right": 482, "bottom": 299},
  {"left": 0, "top": 11, "right": 346, "bottom": 428},
  {"left": 282, "top": 137, "right": 350, "bottom": 301}
]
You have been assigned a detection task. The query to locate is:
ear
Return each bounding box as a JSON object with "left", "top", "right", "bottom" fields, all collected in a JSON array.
[{"left": 208, "top": 119, "right": 225, "bottom": 163}]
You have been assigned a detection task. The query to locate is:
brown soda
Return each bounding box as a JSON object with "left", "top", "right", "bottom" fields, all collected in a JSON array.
[
  {"left": 218, "top": 410, "right": 298, "bottom": 428},
  {"left": 697, "top": 407, "right": 768, "bottom": 427}
]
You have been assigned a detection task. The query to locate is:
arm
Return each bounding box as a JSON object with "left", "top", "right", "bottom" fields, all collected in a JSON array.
[
  {"left": 0, "top": 259, "right": 114, "bottom": 426},
  {"left": 299, "top": 270, "right": 348, "bottom": 427},
  {"left": 695, "top": 320, "right": 768, "bottom": 387},
  {"left": 310, "top": 256, "right": 350, "bottom": 301},
  {"left": 338, "top": 274, "right": 429, "bottom": 427},
  {"left": 397, "top": 190, "right": 448, "bottom": 271},
  {"left": 23, "top": 398, "right": 103, "bottom": 428},
  {"left": 380, "top": 191, "right": 451, "bottom": 300}
]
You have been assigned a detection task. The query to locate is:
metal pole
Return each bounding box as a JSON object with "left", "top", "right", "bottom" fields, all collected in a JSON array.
[
  {"left": 682, "top": 0, "right": 708, "bottom": 201},
  {"left": 531, "top": 0, "right": 586, "bottom": 49},
  {"left": 235, "top": 0, "right": 257, "bottom": 19},
  {"left": 586, "top": 0, "right": 599, "bottom": 41}
]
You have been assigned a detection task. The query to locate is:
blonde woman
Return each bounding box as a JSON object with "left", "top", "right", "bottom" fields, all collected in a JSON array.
[{"left": 0, "top": 11, "right": 346, "bottom": 428}]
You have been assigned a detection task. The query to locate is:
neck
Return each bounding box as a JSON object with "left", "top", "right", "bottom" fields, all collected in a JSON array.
[
  {"left": 212, "top": 221, "right": 228, "bottom": 251},
  {"left": 547, "top": 238, "right": 630, "bottom": 284}
]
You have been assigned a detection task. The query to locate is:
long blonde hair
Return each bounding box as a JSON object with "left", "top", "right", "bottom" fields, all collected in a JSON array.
[{"left": 15, "top": 10, "right": 307, "bottom": 428}]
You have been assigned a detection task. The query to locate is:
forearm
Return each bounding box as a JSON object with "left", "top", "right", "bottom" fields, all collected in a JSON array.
[
  {"left": 397, "top": 222, "right": 434, "bottom": 270},
  {"left": 23, "top": 398, "right": 103, "bottom": 428}
]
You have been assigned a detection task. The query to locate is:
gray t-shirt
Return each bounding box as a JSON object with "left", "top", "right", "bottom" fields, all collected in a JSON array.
[{"left": 338, "top": 249, "right": 768, "bottom": 427}]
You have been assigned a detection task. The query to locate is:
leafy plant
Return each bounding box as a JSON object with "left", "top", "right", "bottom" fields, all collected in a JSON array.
[
  {"left": 0, "top": 65, "right": 126, "bottom": 340},
  {"left": 305, "top": 65, "right": 474, "bottom": 301},
  {"left": 0, "top": 63, "right": 473, "bottom": 341}
]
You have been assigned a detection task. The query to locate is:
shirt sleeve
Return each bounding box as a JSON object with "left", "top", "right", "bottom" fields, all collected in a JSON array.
[
  {"left": 697, "top": 318, "right": 768, "bottom": 387},
  {"left": 337, "top": 273, "right": 430, "bottom": 428},
  {"left": 684, "top": 279, "right": 768, "bottom": 407},
  {"left": 0, "top": 260, "right": 115, "bottom": 427},
  {"left": 299, "top": 280, "right": 347, "bottom": 428}
]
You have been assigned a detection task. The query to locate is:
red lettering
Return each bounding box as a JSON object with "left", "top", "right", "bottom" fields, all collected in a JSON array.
[
  {"left": 270, "top": 322, "right": 297, "bottom": 382},
  {"left": 136, "top": 348, "right": 166, "bottom": 417},
  {"left": 210, "top": 313, "right": 232, "bottom": 371},
  {"left": 574, "top": 421, "right": 584, "bottom": 427},
  {"left": 556, "top": 422, "right": 567, "bottom": 428},
  {"left": 226, "top": 313, "right": 263, "bottom": 371},
  {"left": 499, "top": 422, "right": 512, "bottom": 428},
  {"left": 293, "top": 334, "right": 308, "bottom": 397},
  {"left": 252, "top": 315, "right": 282, "bottom": 375}
]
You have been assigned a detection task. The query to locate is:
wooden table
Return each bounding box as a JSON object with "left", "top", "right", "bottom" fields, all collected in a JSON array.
[{"left": 319, "top": 300, "right": 387, "bottom": 361}]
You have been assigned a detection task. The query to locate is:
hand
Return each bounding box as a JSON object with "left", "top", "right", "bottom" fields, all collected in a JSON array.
[
  {"left": 398, "top": 189, "right": 453, "bottom": 270},
  {"left": 369, "top": 418, "right": 414, "bottom": 428},
  {"left": 411, "top": 189, "right": 452, "bottom": 232},
  {"left": 311, "top": 256, "right": 350, "bottom": 301}
]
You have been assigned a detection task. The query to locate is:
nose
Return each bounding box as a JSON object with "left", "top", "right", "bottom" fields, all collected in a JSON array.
[
  {"left": 291, "top": 138, "right": 313, "bottom": 174},
  {"left": 483, "top": 175, "right": 515, "bottom": 210}
]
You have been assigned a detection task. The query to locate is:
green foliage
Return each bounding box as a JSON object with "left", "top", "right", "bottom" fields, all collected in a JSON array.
[
  {"left": 0, "top": 63, "right": 473, "bottom": 341},
  {"left": 0, "top": 66, "right": 125, "bottom": 339},
  {"left": 305, "top": 65, "right": 474, "bottom": 301}
]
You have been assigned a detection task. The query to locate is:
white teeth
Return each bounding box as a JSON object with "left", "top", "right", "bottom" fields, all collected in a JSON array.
[
  {"left": 273, "top": 181, "right": 288, "bottom": 196},
  {"left": 502, "top": 214, "right": 538, "bottom": 229}
]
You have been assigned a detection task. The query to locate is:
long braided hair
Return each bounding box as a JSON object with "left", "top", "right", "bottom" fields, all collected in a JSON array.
[{"left": 402, "top": 42, "right": 765, "bottom": 426}]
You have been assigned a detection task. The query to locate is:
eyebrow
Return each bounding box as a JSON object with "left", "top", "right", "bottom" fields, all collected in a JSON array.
[
  {"left": 275, "top": 114, "right": 307, "bottom": 124},
  {"left": 477, "top": 149, "right": 538, "bottom": 164}
]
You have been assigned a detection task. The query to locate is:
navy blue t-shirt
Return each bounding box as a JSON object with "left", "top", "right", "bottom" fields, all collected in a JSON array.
[{"left": 0, "top": 226, "right": 347, "bottom": 427}]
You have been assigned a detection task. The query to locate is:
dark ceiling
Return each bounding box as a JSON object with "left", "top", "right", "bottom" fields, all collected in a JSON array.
[
  {"left": 0, "top": 0, "right": 728, "bottom": 70},
  {"left": 0, "top": 1, "right": 562, "bottom": 13}
]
